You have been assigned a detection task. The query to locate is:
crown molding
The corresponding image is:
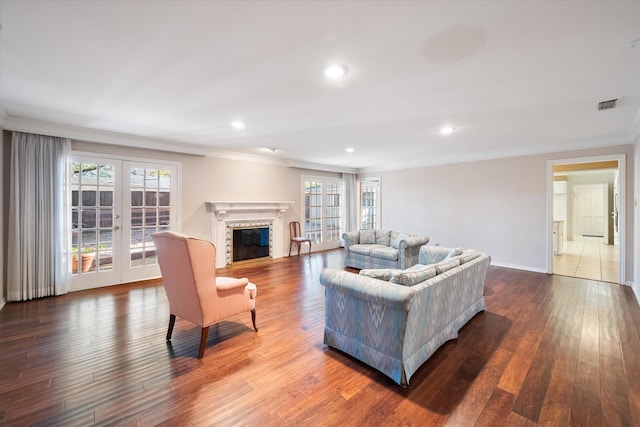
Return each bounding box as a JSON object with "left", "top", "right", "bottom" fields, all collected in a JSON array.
[
  {"left": 356, "top": 133, "right": 634, "bottom": 174},
  {"left": 1, "top": 115, "right": 357, "bottom": 174}
]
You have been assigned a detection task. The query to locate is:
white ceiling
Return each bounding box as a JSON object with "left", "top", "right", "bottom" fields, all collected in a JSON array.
[{"left": 1, "top": 1, "right": 639, "bottom": 173}]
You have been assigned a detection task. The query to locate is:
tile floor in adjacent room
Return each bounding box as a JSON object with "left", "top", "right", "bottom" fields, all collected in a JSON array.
[{"left": 553, "top": 234, "right": 619, "bottom": 283}]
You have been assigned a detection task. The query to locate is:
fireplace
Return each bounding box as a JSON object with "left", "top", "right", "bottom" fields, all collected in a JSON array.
[
  {"left": 206, "top": 201, "right": 293, "bottom": 267},
  {"left": 232, "top": 226, "right": 270, "bottom": 262}
]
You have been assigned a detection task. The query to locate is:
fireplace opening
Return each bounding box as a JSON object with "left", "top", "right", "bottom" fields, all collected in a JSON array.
[{"left": 232, "top": 227, "right": 270, "bottom": 262}]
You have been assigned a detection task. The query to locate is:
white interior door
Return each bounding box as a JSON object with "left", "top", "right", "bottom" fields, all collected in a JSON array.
[
  {"left": 71, "top": 156, "right": 179, "bottom": 290},
  {"left": 122, "top": 161, "right": 178, "bottom": 283},
  {"left": 576, "top": 184, "right": 606, "bottom": 237},
  {"left": 71, "top": 157, "right": 123, "bottom": 290},
  {"left": 303, "top": 177, "right": 342, "bottom": 252}
]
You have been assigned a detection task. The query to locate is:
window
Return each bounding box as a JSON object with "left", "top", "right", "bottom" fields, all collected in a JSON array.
[
  {"left": 303, "top": 177, "right": 343, "bottom": 251},
  {"left": 360, "top": 179, "right": 380, "bottom": 230}
]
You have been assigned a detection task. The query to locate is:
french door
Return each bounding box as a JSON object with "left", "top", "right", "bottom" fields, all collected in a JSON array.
[
  {"left": 71, "top": 156, "right": 179, "bottom": 291},
  {"left": 303, "top": 177, "right": 342, "bottom": 252}
]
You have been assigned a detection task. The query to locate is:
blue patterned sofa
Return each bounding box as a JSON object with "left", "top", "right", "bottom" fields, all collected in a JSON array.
[
  {"left": 320, "top": 246, "right": 490, "bottom": 386},
  {"left": 342, "top": 230, "right": 429, "bottom": 270}
]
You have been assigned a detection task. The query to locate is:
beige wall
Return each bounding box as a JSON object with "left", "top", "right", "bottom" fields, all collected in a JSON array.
[{"left": 374, "top": 144, "right": 635, "bottom": 281}]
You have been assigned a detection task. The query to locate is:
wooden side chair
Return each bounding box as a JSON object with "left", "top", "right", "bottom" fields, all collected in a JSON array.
[
  {"left": 289, "top": 221, "right": 311, "bottom": 257},
  {"left": 152, "top": 231, "right": 258, "bottom": 358}
]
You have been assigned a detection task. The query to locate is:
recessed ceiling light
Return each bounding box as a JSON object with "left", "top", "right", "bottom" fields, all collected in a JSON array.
[
  {"left": 346, "top": 147, "right": 355, "bottom": 153},
  {"left": 231, "top": 120, "right": 245, "bottom": 129},
  {"left": 440, "top": 126, "right": 455, "bottom": 135},
  {"left": 324, "top": 64, "right": 348, "bottom": 80}
]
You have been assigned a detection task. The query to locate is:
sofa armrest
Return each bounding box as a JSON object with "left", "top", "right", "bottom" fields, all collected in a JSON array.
[
  {"left": 397, "top": 235, "right": 429, "bottom": 269},
  {"left": 399, "top": 235, "right": 429, "bottom": 249},
  {"left": 342, "top": 231, "right": 359, "bottom": 248},
  {"left": 320, "top": 269, "right": 413, "bottom": 311}
]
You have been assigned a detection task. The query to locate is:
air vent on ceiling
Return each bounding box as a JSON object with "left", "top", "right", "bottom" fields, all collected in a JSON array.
[{"left": 597, "top": 98, "right": 618, "bottom": 111}]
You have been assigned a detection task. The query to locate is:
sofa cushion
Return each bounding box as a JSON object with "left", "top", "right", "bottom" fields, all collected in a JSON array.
[
  {"left": 404, "top": 263, "right": 429, "bottom": 272},
  {"left": 359, "top": 229, "right": 376, "bottom": 244},
  {"left": 391, "top": 233, "right": 408, "bottom": 249},
  {"left": 449, "top": 250, "right": 481, "bottom": 264},
  {"left": 350, "top": 243, "right": 387, "bottom": 256},
  {"left": 390, "top": 266, "right": 437, "bottom": 286},
  {"left": 435, "top": 258, "right": 461, "bottom": 274},
  {"left": 369, "top": 246, "right": 399, "bottom": 261},
  {"left": 375, "top": 230, "right": 392, "bottom": 246},
  {"left": 359, "top": 268, "right": 401, "bottom": 281}
]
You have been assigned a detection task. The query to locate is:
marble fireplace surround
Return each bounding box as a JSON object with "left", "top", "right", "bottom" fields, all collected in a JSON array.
[{"left": 206, "top": 201, "right": 293, "bottom": 267}]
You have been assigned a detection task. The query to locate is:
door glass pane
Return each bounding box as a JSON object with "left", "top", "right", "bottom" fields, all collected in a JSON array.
[
  {"left": 326, "top": 182, "right": 342, "bottom": 242},
  {"left": 305, "top": 181, "right": 322, "bottom": 243},
  {"left": 361, "top": 182, "right": 379, "bottom": 230},
  {"left": 129, "top": 167, "right": 172, "bottom": 268},
  {"left": 131, "top": 191, "right": 143, "bottom": 206},
  {"left": 98, "top": 229, "right": 113, "bottom": 272},
  {"left": 71, "top": 161, "right": 116, "bottom": 276},
  {"left": 99, "top": 164, "right": 114, "bottom": 186}
]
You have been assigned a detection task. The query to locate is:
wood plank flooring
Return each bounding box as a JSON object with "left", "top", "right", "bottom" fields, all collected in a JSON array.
[{"left": 1, "top": 249, "right": 639, "bottom": 426}]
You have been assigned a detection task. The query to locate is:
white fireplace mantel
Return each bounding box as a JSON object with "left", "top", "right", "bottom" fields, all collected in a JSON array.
[
  {"left": 206, "top": 201, "right": 293, "bottom": 267},
  {"left": 206, "top": 201, "right": 293, "bottom": 221}
]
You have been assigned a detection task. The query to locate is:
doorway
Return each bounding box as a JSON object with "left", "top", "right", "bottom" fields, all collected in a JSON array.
[
  {"left": 70, "top": 155, "right": 180, "bottom": 291},
  {"left": 548, "top": 156, "right": 624, "bottom": 284}
]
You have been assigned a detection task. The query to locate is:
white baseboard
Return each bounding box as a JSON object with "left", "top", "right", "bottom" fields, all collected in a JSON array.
[
  {"left": 490, "top": 262, "right": 547, "bottom": 274},
  {"left": 631, "top": 282, "right": 639, "bottom": 305},
  {"left": 0, "top": 297, "right": 5, "bottom": 311}
]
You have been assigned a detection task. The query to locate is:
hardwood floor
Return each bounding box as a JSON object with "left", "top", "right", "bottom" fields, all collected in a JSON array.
[{"left": 1, "top": 249, "right": 639, "bottom": 426}]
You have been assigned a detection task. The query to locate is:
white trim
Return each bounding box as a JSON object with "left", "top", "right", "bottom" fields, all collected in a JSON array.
[
  {"left": 6, "top": 115, "right": 633, "bottom": 175},
  {"left": 632, "top": 282, "right": 639, "bottom": 305},
  {"left": 359, "top": 138, "right": 633, "bottom": 174},
  {"left": 0, "top": 297, "right": 5, "bottom": 311},
  {"left": 491, "top": 262, "right": 547, "bottom": 274},
  {"left": 547, "top": 154, "right": 626, "bottom": 285},
  {"left": 3, "top": 116, "right": 358, "bottom": 174}
]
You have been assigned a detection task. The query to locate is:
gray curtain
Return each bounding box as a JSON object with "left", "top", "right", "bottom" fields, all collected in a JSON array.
[
  {"left": 342, "top": 173, "right": 358, "bottom": 235},
  {"left": 8, "top": 132, "right": 71, "bottom": 300}
]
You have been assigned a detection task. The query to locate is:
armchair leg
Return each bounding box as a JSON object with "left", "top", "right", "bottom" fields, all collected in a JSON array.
[
  {"left": 198, "top": 326, "right": 209, "bottom": 359},
  {"left": 251, "top": 309, "right": 258, "bottom": 331},
  {"left": 308, "top": 242, "right": 312, "bottom": 257},
  {"left": 166, "top": 314, "right": 176, "bottom": 341}
]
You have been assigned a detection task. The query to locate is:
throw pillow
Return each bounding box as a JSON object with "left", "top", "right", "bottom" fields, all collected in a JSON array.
[
  {"left": 420, "top": 245, "right": 451, "bottom": 264},
  {"left": 454, "top": 250, "right": 481, "bottom": 264},
  {"left": 359, "top": 229, "right": 376, "bottom": 244},
  {"left": 445, "top": 247, "right": 463, "bottom": 259},
  {"left": 359, "top": 269, "right": 401, "bottom": 281},
  {"left": 435, "top": 258, "right": 461, "bottom": 274},
  {"left": 391, "top": 233, "right": 408, "bottom": 249},
  {"left": 375, "top": 230, "right": 392, "bottom": 246},
  {"left": 390, "top": 266, "right": 437, "bottom": 286}
]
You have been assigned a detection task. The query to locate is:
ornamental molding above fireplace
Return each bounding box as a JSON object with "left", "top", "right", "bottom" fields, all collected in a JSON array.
[{"left": 206, "top": 201, "right": 293, "bottom": 267}]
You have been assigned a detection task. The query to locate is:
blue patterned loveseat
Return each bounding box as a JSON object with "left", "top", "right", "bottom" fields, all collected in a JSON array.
[
  {"left": 342, "top": 230, "right": 428, "bottom": 270},
  {"left": 320, "top": 247, "right": 490, "bottom": 386}
]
